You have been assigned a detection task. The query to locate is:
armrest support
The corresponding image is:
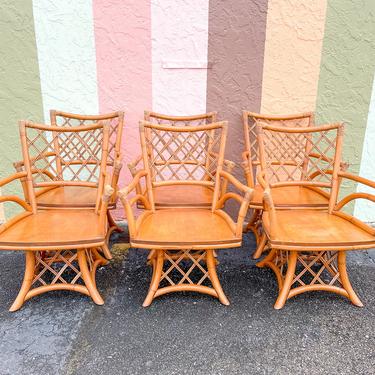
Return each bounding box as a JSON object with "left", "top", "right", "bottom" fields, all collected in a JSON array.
[
  {"left": 99, "top": 185, "right": 115, "bottom": 228},
  {"left": 223, "top": 159, "right": 236, "bottom": 173},
  {"left": 0, "top": 172, "right": 33, "bottom": 234},
  {"left": 118, "top": 170, "right": 151, "bottom": 237},
  {"left": 216, "top": 171, "right": 254, "bottom": 237},
  {"left": 241, "top": 150, "right": 254, "bottom": 187},
  {"left": 335, "top": 172, "right": 375, "bottom": 211},
  {"left": 109, "top": 157, "right": 123, "bottom": 203},
  {"left": 257, "top": 171, "right": 277, "bottom": 237},
  {"left": 127, "top": 155, "right": 143, "bottom": 177}
]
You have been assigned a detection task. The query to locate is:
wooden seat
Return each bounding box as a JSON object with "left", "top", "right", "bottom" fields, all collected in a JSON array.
[
  {"left": 250, "top": 184, "right": 328, "bottom": 209},
  {"left": 0, "top": 121, "right": 112, "bottom": 311},
  {"left": 255, "top": 123, "right": 375, "bottom": 309},
  {"left": 132, "top": 208, "right": 241, "bottom": 248},
  {"left": 0, "top": 209, "right": 105, "bottom": 249},
  {"left": 262, "top": 210, "right": 374, "bottom": 248},
  {"left": 120, "top": 121, "right": 253, "bottom": 307},
  {"left": 128, "top": 111, "right": 235, "bottom": 209}
]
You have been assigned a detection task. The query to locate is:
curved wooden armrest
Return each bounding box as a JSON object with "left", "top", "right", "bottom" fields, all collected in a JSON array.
[
  {"left": 118, "top": 170, "right": 151, "bottom": 238},
  {"left": 119, "top": 170, "right": 148, "bottom": 198},
  {"left": 127, "top": 155, "right": 143, "bottom": 177},
  {"left": 219, "top": 171, "right": 253, "bottom": 195},
  {"left": 223, "top": 159, "right": 236, "bottom": 172},
  {"left": 216, "top": 171, "right": 253, "bottom": 237},
  {"left": 0, "top": 172, "right": 32, "bottom": 215},
  {"left": 338, "top": 171, "right": 375, "bottom": 189},
  {"left": 335, "top": 172, "right": 375, "bottom": 211},
  {"left": 113, "top": 158, "right": 123, "bottom": 175},
  {"left": 241, "top": 150, "right": 250, "bottom": 162},
  {"left": 240, "top": 151, "right": 254, "bottom": 187},
  {"left": 102, "top": 185, "right": 115, "bottom": 203},
  {"left": 0, "top": 171, "right": 27, "bottom": 188},
  {"left": 256, "top": 171, "right": 269, "bottom": 190}
]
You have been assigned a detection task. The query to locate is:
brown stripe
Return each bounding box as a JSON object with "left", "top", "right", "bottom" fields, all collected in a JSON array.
[{"left": 206, "top": 0, "right": 269, "bottom": 173}]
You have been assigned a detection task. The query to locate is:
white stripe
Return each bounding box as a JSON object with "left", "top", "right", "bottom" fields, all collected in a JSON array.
[
  {"left": 33, "top": 0, "right": 99, "bottom": 122},
  {"left": 354, "top": 74, "right": 375, "bottom": 222},
  {"left": 151, "top": 0, "right": 209, "bottom": 115}
]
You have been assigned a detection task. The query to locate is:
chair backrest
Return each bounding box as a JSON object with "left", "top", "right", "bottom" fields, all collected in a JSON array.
[
  {"left": 19, "top": 121, "right": 110, "bottom": 213},
  {"left": 139, "top": 120, "right": 228, "bottom": 210},
  {"left": 242, "top": 111, "right": 314, "bottom": 186},
  {"left": 144, "top": 111, "right": 217, "bottom": 126},
  {"left": 256, "top": 122, "right": 344, "bottom": 210},
  {"left": 50, "top": 110, "right": 124, "bottom": 168}
]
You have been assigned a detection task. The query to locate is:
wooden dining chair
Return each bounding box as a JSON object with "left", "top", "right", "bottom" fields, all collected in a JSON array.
[
  {"left": 13, "top": 110, "right": 124, "bottom": 259},
  {"left": 128, "top": 111, "right": 235, "bottom": 209},
  {"left": 119, "top": 120, "right": 253, "bottom": 307},
  {"left": 255, "top": 122, "right": 375, "bottom": 309},
  {"left": 0, "top": 121, "right": 112, "bottom": 311},
  {"left": 242, "top": 111, "right": 347, "bottom": 259}
]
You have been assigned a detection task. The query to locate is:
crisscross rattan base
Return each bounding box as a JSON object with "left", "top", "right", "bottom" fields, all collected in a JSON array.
[
  {"left": 9, "top": 248, "right": 107, "bottom": 311},
  {"left": 143, "top": 249, "right": 229, "bottom": 307},
  {"left": 257, "top": 249, "right": 363, "bottom": 309}
]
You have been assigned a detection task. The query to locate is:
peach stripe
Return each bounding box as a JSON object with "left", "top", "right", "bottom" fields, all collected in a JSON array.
[
  {"left": 93, "top": 0, "right": 152, "bottom": 219},
  {"left": 261, "top": 0, "right": 327, "bottom": 114}
]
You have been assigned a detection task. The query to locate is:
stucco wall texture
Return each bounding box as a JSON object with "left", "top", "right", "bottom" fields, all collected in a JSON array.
[{"left": 0, "top": 0, "right": 374, "bottom": 221}]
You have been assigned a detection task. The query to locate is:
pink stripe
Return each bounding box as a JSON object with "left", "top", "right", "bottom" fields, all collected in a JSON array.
[{"left": 93, "top": 0, "right": 152, "bottom": 219}]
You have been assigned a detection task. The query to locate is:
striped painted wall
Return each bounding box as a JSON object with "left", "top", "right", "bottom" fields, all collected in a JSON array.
[{"left": 0, "top": 0, "right": 374, "bottom": 221}]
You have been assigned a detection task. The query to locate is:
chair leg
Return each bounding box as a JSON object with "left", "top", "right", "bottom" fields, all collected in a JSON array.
[
  {"left": 100, "top": 243, "right": 113, "bottom": 261},
  {"left": 337, "top": 251, "right": 363, "bottom": 307},
  {"left": 252, "top": 233, "right": 268, "bottom": 260},
  {"left": 143, "top": 250, "right": 164, "bottom": 307},
  {"left": 274, "top": 252, "right": 298, "bottom": 310},
  {"left": 246, "top": 209, "right": 263, "bottom": 246},
  {"left": 9, "top": 251, "right": 36, "bottom": 312},
  {"left": 206, "top": 249, "right": 229, "bottom": 305},
  {"left": 107, "top": 211, "right": 123, "bottom": 233},
  {"left": 77, "top": 249, "right": 104, "bottom": 305}
]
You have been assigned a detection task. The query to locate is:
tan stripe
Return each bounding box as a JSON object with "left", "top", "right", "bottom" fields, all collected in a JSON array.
[
  {"left": 206, "top": 0, "right": 269, "bottom": 169},
  {"left": 261, "top": 0, "right": 327, "bottom": 114}
]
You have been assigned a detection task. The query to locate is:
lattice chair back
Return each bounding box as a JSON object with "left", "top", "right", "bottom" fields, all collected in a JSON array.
[
  {"left": 51, "top": 110, "right": 123, "bottom": 168},
  {"left": 256, "top": 122, "right": 344, "bottom": 209},
  {"left": 19, "top": 121, "right": 110, "bottom": 213},
  {"left": 242, "top": 111, "right": 314, "bottom": 186},
  {"left": 140, "top": 120, "right": 228, "bottom": 210}
]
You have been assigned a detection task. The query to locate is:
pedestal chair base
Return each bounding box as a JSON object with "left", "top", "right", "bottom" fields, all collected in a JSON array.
[
  {"left": 143, "top": 249, "right": 229, "bottom": 307},
  {"left": 10, "top": 248, "right": 107, "bottom": 312},
  {"left": 257, "top": 249, "right": 363, "bottom": 309}
]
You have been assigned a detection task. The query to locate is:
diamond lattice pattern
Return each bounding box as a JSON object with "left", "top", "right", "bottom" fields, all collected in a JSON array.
[
  {"left": 55, "top": 115, "right": 120, "bottom": 166},
  {"left": 246, "top": 116, "right": 312, "bottom": 184},
  {"left": 145, "top": 127, "right": 223, "bottom": 182},
  {"left": 261, "top": 127, "right": 338, "bottom": 185},
  {"left": 26, "top": 126, "right": 105, "bottom": 185}
]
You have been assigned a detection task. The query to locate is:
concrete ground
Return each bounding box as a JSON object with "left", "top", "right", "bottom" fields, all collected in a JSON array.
[{"left": 0, "top": 231, "right": 374, "bottom": 375}]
